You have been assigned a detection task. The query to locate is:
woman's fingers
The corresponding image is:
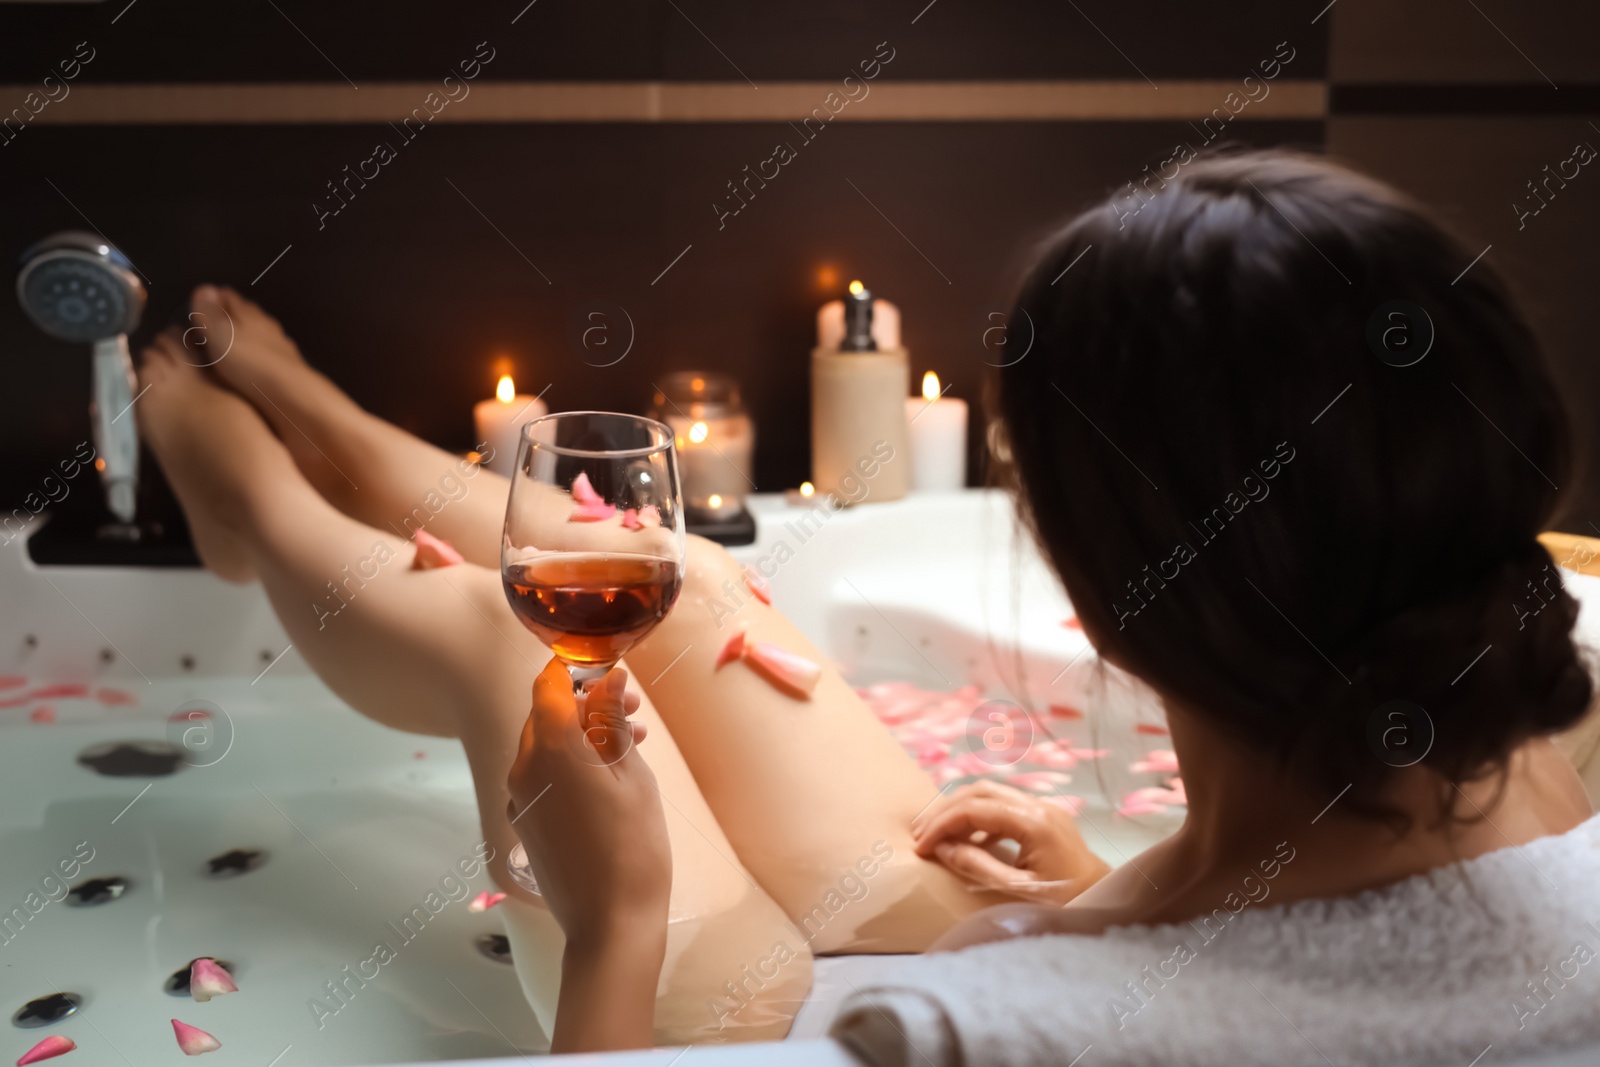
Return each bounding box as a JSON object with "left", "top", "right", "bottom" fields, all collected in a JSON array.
[
  {"left": 911, "top": 779, "right": 1031, "bottom": 836},
  {"left": 578, "top": 667, "right": 636, "bottom": 765},
  {"left": 530, "top": 657, "right": 578, "bottom": 741},
  {"left": 912, "top": 796, "right": 1036, "bottom": 859},
  {"left": 933, "top": 840, "right": 1035, "bottom": 892}
]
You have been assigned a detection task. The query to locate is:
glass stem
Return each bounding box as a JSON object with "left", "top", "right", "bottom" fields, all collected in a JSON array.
[{"left": 567, "top": 663, "right": 611, "bottom": 693}]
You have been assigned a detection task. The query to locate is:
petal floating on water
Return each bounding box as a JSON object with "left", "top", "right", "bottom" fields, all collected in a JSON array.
[
  {"left": 17, "top": 1035, "right": 77, "bottom": 1065},
  {"left": 171, "top": 1020, "right": 221, "bottom": 1056},
  {"left": 190, "top": 958, "right": 237, "bottom": 1002}
]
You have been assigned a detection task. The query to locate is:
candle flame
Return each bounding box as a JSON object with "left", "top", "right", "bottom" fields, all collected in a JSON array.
[
  {"left": 689, "top": 421, "right": 709, "bottom": 444},
  {"left": 708, "top": 494, "right": 724, "bottom": 509},
  {"left": 922, "top": 370, "right": 941, "bottom": 402},
  {"left": 848, "top": 280, "right": 864, "bottom": 296},
  {"left": 496, "top": 375, "right": 515, "bottom": 403},
  {"left": 799, "top": 481, "right": 815, "bottom": 498}
]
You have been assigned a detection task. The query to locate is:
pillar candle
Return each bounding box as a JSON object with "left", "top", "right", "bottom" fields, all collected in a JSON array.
[
  {"left": 474, "top": 375, "right": 548, "bottom": 476},
  {"left": 904, "top": 371, "right": 968, "bottom": 490}
]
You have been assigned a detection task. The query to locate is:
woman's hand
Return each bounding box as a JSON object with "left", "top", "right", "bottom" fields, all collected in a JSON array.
[
  {"left": 507, "top": 659, "right": 670, "bottom": 1052},
  {"left": 912, "top": 780, "right": 1110, "bottom": 906}
]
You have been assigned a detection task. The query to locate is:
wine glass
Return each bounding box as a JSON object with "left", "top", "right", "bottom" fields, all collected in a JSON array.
[{"left": 501, "top": 411, "right": 686, "bottom": 692}]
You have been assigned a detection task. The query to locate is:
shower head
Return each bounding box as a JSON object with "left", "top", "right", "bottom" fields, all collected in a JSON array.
[
  {"left": 16, "top": 230, "right": 145, "bottom": 342},
  {"left": 15, "top": 231, "right": 146, "bottom": 525}
]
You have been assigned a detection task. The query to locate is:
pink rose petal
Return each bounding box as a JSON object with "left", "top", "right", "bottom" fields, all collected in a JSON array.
[
  {"left": 620, "top": 508, "right": 642, "bottom": 530},
  {"left": 95, "top": 687, "right": 136, "bottom": 706},
  {"left": 568, "top": 500, "right": 617, "bottom": 523},
  {"left": 411, "top": 529, "right": 465, "bottom": 570},
  {"left": 171, "top": 1020, "right": 220, "bottom": 1056},
  {"left": 714, "top": 628, "right": 748, "bottom": 671},
  {"left": 744, "top": 641, "right": 822, "bottom": 699},
  {"left": 17, "top": 1035, "right": 76, "bottom": 1065},
  {"left": 1061, "top": 616, "right": 1083, "bottom": 630},
  {"left": 1129, "top": 749, "right": 1180, "bottom": 774},
  {"left": 636, "top": 505, "right": 661, "bottom": 528},
  {"left": 169, "top": 708, "right": 212, "bottom": 723},
  {"left": 32, "top": 684, "right": 89, "bottom": 700},
  {"left": 29, "top": 706, "right": 55, "bottom": 724},
  {"left": 468, "top": 890, "right": 507, "bottom": 912},
  {"left": 190, "top": 958, "right": 237, "bottom": 1002},
  {"left": 1006, "top": 770, "right": 1074, "bottom": 792},
  {"left": 743, "top": 570, "right": 772, "bottom": 605},
  {"left": 570, "top": 471, "right": 604, "bottom": 505},
  {"left": 1134, "top": 722, "right": 1170, "bottom": 736},
  {"left": 1047, "top": 704, "right": 1084, "bottom": 720},
  {"left": 0, "top": 675, "right": 26, "bottom": 690},
  {"left": 1117, "top": 799, "right": 1166, "bottom": 817},
  {"left": 0, "top": 695, "right": 30, "bottom": 709}
]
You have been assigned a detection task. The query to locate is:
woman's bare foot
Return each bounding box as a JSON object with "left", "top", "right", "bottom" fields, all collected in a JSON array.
[
  {"left": 138, "top": 329, "right": 295, "bottom": 583},
  {"left": 186, "top": 284, "right": 369, "bottom": 511}
]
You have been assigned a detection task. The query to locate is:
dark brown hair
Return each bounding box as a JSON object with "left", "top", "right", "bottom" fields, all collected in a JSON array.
[{"left": 997, "top": 148, "right": 1592, "bottom": 819}]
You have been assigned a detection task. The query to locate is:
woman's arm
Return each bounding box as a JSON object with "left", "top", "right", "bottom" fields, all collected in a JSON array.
[
  {"left": 508, "top": 661, "right": 673, "bottom": 1052},
  {"left": 553, "top": 916, "right": 666, "bottom": 1052}
]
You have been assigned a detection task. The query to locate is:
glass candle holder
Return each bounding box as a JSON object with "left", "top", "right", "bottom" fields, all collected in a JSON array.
[{"left": 650, "top": 371, "right": 754, "bottom": 522}]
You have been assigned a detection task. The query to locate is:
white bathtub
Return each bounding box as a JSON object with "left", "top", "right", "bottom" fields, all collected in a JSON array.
[{"left": 7, "top": 490, "right": 1591, "bottom": 1067}]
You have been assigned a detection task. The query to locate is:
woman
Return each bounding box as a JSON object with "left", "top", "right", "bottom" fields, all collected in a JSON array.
[
  {"left": 509, "top": 149, "right": 1600, "bottom": 1063},
  {"left": 137, "top": 147, "right": 1598, "bottom": 1063},
  {"left": 136, "top": 283, "right": 1049, "bottom": 1043}
]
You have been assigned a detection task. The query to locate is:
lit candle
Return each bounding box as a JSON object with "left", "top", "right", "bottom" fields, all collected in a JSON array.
[
  {"left": 817, "top": 280, "right": 901, "bottom": 352},
  {"left": 905, "top": 371, "right": 968, "bottom": 490},
  {"left": 473, "top": 374, "right": 548, "bottom": 477},
  {"left": 784, "top": 481, "right": 818, "bottom": 506},
  {"left": 662, "top": 412, "right": 753, "bottom": 517}
]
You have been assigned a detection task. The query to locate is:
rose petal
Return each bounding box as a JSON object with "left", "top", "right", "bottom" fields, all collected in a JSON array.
[
  {"left": 411, "top": 529, "right": 465, "bottom": 570},
  {"left": 32, "top": 684, "right": 89, "bottom": 700},
  {"left": 0, "top": 675, "right": 26, "bottom": 690},
  {"left": 1061, "top": 616, "right": 1083, "bottom": 630},
  {"left": 29, "top": 706, "right": 56, "bottom": 724},
  {"left": 190, "top": 958, "right": 237, "bottom": 1002},
  {"left": 1134, "top": 722, "right": 1170, "bottom": 736},
  {"left": 469, "top": 890, "right": 507, "bottom": 912},
  {"left": 636, "top": 505, "right": 662, "bottom": 528},
  {"left": 1117, "top": 799, "right": 1167, "bottom": 817},
  {"left": 570, "top": 471, "right": 604, "bottom": 505},
  {"left": 743, "top": 570, "right": 772, "bottom": 606},
  {"left": 17, "top": 1035, "right": 76, "bottom": 1065},
  {"left": 95, "top": 688, "right": 136, "bottom": 706},
  {"left": 714, "top": 628, "right": 748, "bottom": 671},
  {"left": 620, "top": 508, "right": 642, "bottom": 530},
  {"left": 1006, "top": 771, "right": 1073, "bottom": 791},
  {"left": 744, "top": 641, "right": 822, "bottom": 698},
  {"left": 171, "top": 1020, "right": 221, "bottom": 1056},
  {"left": 568, "top": 500, "right": 618, "bottom": 523},
  {"left": 169, "top": 708, "right": 212, "bottom": 723},
  {"left": 1129, "top": 749, "right": 1180, "bottom": 775},
  {"left": 1047, "top": 704, "right": 1084, "bottom": 720}
]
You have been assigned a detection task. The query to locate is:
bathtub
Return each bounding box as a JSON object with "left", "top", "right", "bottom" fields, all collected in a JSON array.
[{"left": 5, "top": 489, "right": 1592, "bottom": 1067}]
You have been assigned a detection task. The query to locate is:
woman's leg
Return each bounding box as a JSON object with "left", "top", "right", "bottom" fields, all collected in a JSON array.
[
  {"left": 185, "top": 289, "right": 999, "bottom": 953},
  {"left": 627, "top": 536, "right": 1008, "bottom": 954},
  {"left": 196, "top": 285, "right": 511, "bottom": 568},
  {"left": 137, "top": 338, "right": 812, "bottom": 1043}
]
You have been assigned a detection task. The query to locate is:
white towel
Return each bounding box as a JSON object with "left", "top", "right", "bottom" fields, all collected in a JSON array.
[{"left": 829, "top": 813, "right": 1600, "bottom": 1067}]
